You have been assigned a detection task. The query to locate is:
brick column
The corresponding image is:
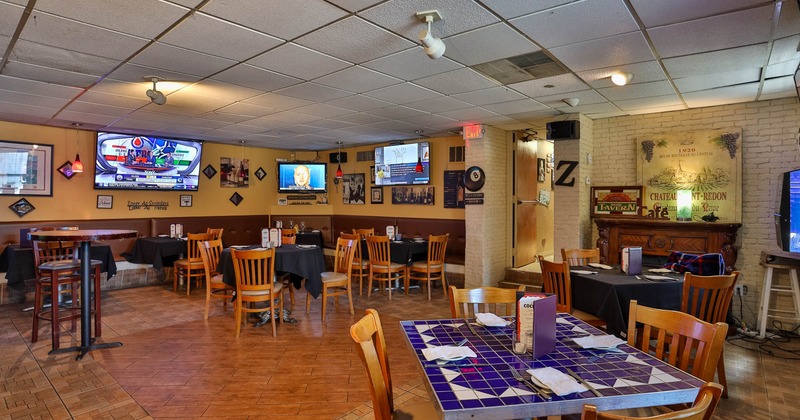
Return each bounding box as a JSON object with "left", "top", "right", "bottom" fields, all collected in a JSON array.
[{"left": 553, "top": 115, "right": 594, "bottom": 258}]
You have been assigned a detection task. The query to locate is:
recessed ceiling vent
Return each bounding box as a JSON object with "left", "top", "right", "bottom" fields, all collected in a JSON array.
[{"left": 472, "top": 51, "right": 568, "bottom": 85}]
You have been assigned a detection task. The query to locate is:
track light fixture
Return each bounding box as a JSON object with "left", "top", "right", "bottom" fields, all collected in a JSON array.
[
  {"left": 563, "top": 98, "right": 580, "bottom": 107},
  {"left": 145, "top": 76, "right": 167, "bottom": 105},
  {"left": 416, "top": 10, "right": 445, "bottom": 59},
  {"left": 611, "top": 72, "right": 633, "bottom": 86}
]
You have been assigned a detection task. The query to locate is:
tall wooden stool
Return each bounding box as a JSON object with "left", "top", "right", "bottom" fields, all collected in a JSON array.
[{"left": 757, "top": 262, "right": 800, "bottom": 338}]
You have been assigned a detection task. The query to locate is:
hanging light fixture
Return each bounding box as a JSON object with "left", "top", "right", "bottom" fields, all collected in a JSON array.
[
  {"left": 335, "top": 141, "right": 344, "bottom": 179},
  {"left": 71, "top": 123, "right": 84, "bottom": 173},
  {"left": 416, "top": 10, "right": 445, "bottom": 59},
  {"left": 145, "top": 76, "right": 167, "bottom": 105},
  {"left": 415, "top": 130, "right": 424, "bottom": 173}
]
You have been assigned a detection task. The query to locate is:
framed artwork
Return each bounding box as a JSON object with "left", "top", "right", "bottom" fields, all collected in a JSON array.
[
  {"left": 229, "top": 192, "right": 243, "bottom": 206},
  {"left": 443, "top": 170, "right": 465, "bottom": 209},
  {"left": 97, "top": 195, "right": 113, "bottom": 209},
  {"left": 180, "top": 195, "right": 192, "bottom": 207},
  {"left": 57, "top": 161, "right": 76, "bottom": 179},
  {"left": 0, "top": 140, "right": 53, "bottom": 196},
  {"left": 342, "top": 173, "right": 365, "bottom": 204},
  {"left": 370, "top": 166, "right": 376, "bottom": 185},
  {"left": 220, "top": 157, "right": 249, "bottom": 188},
  {"left": 203, "top": 164, "right": 217, "bottom": 179},
  {"left": 371, "top": 187, "right": 383, "bottom": 204},
  {"left": 537, "top": 158, "right": 546, "bottom": 182},
  {"left": 254, "top": 167, "right": 266, "bottom": 180},
  {"left": 391, "top": 186, "right": 435, "bottom": 205},
  {"left": 590, "top": 186, "right": 643, "bottom": 218},
  {"left": 9, "top": 198, "right": 35, "bottom": 217}
]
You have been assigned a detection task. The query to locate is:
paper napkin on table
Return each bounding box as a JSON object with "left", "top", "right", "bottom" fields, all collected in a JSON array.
[
  {"left": 587, "top": 263, "right": 613, "bottom": 270},
  {"left": 527, "top": 367, "right": 587, "bottom": 396},
  {"left": 572, "top": 334, "right": 626, "bottom": 350},
  {"left": 296, "top": 244, "right": 316, "bottom": 249},
  {"left": 421, "top": 345, "right": 477, "bottom": 361},
  {"left": 644, "top": 274, "right": 677, "bottom": 281},
  {"left": 648, "top": 268, "right": 674, "bottom": 273},
  {"left": 571, "top": 270, "right": 597, "bottom": 275},
  {"left": 475, "top": 312, "right": 510, "bottom": 327}
]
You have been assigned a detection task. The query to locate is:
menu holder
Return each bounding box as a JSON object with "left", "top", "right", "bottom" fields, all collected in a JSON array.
[
  {"left": 269, "top": 228, "right": 281, "bottom": 248},
  {"left": 261, "top": 229, "right": 270, "bottom": 248},
  {"left": 622, "top": 246, "right": 642, "bottom": 275},
  {"left": 386, "top": 225, "right": 395, "bottom": 240},
  {"left": 515, "top": 292, "right": 556, "bottom": 359}
]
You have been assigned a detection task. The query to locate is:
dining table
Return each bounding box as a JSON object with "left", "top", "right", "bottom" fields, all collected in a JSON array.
[
  {"left": 0, "top": 243, "right": 117, "bottom": 293},
  {"left": 361, "top": 238, "right": 429, "bottom": 265},
  {"left": 570, "top": 267, "right": 684, "bottom": 337},
  {"left": 218, "top": 244, "right": 326, "bottom": 298},
  {"left": 122, "top": 236, "right": 187, "bottom": 278},
  {"left": 28, "top": 229, "right": 137, "bottom": 360},
  {"left": 401, "top": 313, "right": 703, "bottom": 419}
]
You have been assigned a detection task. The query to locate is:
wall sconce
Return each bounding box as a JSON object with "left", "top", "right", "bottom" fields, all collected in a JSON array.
[{"left": 676, "top": 190, "right": 692, "bottom": 221}]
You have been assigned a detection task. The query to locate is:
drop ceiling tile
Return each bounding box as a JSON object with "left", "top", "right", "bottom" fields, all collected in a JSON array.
[
  {"left": 367, "top": 119, "right": 419, "bottom": 132},
  {"left": 598, "top": 80, "right": 676, "bottom": 101},
  {"left": 535, "top": 89, "right": 609, "bottom": 106},
  {"left": 33, "top": 0, "right": 188, "bottom": 39},
  {"left": 315, "top": 66, "right": 402, "bottom": 94},
  {"left": 0, "top": 102, "right": 55, "bottom": 123},
  {"left": 450, "top": 86, "right": 525, "bottom": 106},
  {"left": 480, "top": 0, "right": 576, "bottom": 19},
  {"left": 277, "top": 124, "right": 328, "bottom": 135},
  {"left": 159, "top": 12, "right": 283, "bottom": 61},
  {"left": 765, "top": 59, "right": 800, "bottom": 78},
  {"left": 363, "top": 48, "right": 463, "bottom": 81},
  {"left": 214, "top": 102, "right": 275, "bottom": 118},
  {"left": 509, "top": 73, "right": 591, "bottom": 97},
  {"left": 576, "top": 61, "right": 667, "bottom": 88},
  {"left": 248, "top": 111, "right": 320, "bottom": 126},
  {"left": 614, "top": 94, "right": 683, "bottom": 111},
  {"left": 471, "top": 115, "right": 522, "bottom": 126},
  {"left": 324, "top": 95, "right": 394, "bottom": 112},
  {"left": 762, "top": 75, "right": 796, "bottom": 95},
  {"left": 481, "top": 99, "right": 549, "bottom": 115},
  {"left": 328, "top": 0, "right": 383, "bottom": 12},
  {"left": 550, "top": 31, "right": 655, "bottom": 72},
  {"left": 275, "top": 82, "right": 353, "bottom": 102},
  {"left": 188, "top": 80, "right": 262, "bottom": 102},
  {"left": 215, "top": 123, "right": 266, "bottom": 135},
  {"left": 759, "top": 89, "right": 797, "bottom": 101},
  {"left": 363, "top": 83, "right": 441, "bottom": 104},
  {"left": 56, "top": 110, "right": 121, "bottom": 126},
  {"left": 552, "top": 102, "right": 622, "bottom": 114},
  {"left": 156, "top": 124, "right": 214, "bottom": 137},
  {"left": 510, "top": 0, "right": 638, "bottom": 49},
  {"left": 11, "top": 40, "right": 118, "bottom": 78},
  {"left": 414, "top": 68, "right": 499, "bottom": 95},
  {"left": 648, "top": 6, "right": 773, "bottom": 58},
  {"left": 435, "top": 107, "right": 497, "bottom": 121},
  {"left": 663, "top": 44, "right": 767, "bottom": 78},
  {"left": 588, "top": 111, "right": 629, "bottom": 119},
  {"left": 295, "top": 16, "right": 415, "bottom": 64},
  {"left": 201, "top": 0, "right": 347, "bottom": 40},
  {"left": 360, "top": 0, "right": 500, "bottom": 39},
  {"left": 366, "top": 105, "right": 429, "bottom": 119},
  {"left": 107, "top": 118, "right": 171, "bottom": 132},
  {"left": 3, "top": 61, "right": 101, "bottom": 88},
  {"left": 131, "top": 42, "right": 236, "bottom": 78},
  {"left": 0, "top": 2, "right": 24, "bottom": 37},
  {"left": 91, "top": 79, "right": 177, "bottom": 99},
  {"left": 127, "top": 109, "right": 194, "bottom": 124},
  {"left": 673, "top": 69, "right": 761, "bottom": 93},
  {"left": 331, "top": 113, "right": 389, "bottom": 125},
  {"left": 444, "top": 23, "right": 540, "bottom": 66},
  {"left": 401, "top": 113, "right": 459, "bottom": 128},
  {"left": 0, "top": 89, "right": 70, "bottom": 109},
  {"left": 768, "top": 35, "right": 800, "bottom": 66},
  {"left": 506, "top": 108, "right": 561, "bottom": 121},
  {"left": 242, "top": 93, "right": 313, "bottom": 110},
  {"left": 775, "top": 0, "right": 800, "bottom": 38},
  {"left": 293, "top": 103, "right": 354, "bottom": 118},
  {"left": 107, "top": 63, "right": 202, "bottom": 84},
  {"left": 304, "top": 119, "right": 357, "bottom": 130},
  {"left": 211, "top": 64, "right": 302, "bottom": 92},
  {"left": 20, "top": 12, "right": 148, "bottom": 60},
  {"left": 626, "top": 104, "right": 685, "bottom": 115},
  {"left": 63, "top": 101, "right": 134, "bottom": 117},
  {"left": 630, "top": 0, "right": 766, "bottom": 27},
  {"left": 179, "top": 116, "right": 233, "bottom": 129},
  {"left": 405, "top": 96, "right": 473, "bottom": 113},
  {"left": 248, "top": 43, "right": 352, "bottom": 81},
  {"left": 0, "top": 75, "right": 82, "bottom": 99},
  {"left": 683, "top": 83, "right": 759, "bottom": 108},
  {"left": 138, "top": 102, "right": 206, "bottom": 117},
  {"left": 196, "top": 112, "right": 255, "bottom": 124}
]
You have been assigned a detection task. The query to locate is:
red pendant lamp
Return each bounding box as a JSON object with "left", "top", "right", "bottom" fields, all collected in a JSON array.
[
  {"left": 415, "top": 156, "right": 423, "bottom": 172},
  {"left": 335, "top": 141, "right": 344, "bottom": 179},
  {"left": 71, "top": 123, "right": 84, "bottom": 173}
]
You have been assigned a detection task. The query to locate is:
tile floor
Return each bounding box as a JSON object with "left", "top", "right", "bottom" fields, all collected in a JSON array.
[{"left": 1, "top": 280, "right": 798, "bottom": 419}]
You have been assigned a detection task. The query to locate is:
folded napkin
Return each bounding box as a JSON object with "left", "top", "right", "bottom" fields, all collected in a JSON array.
[
  {"left": 527, "top": 367, "right": 587, "bottom": 396},
  {"left": 648, "top": 268, "right": 673, "bottom": 273},
  {"left": 572, "top": 334, "right": 626, "bottom": 350},
  {"left": 571, "top": 270, "right": 597, "bottom": 275},
  {"left": 587, "top": 263, "right": 613, "bottom": 270},
  {"left": 644, "top": 274, "right": 677, "bottom": 281},
  {"left": 475, "top": 312, "right": 509, "bottom": 327},
  {"left": 296, "top": 244, "right": 316, "bottom": 249},
  {"left": 421, "top": 345, "right": 477, "bottom": 361}
]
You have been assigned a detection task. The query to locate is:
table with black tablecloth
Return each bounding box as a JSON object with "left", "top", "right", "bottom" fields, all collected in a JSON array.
[
  {"left": 570, "top": 268, "right": 683, "bottom": 337},
  {"left": 359, "top": 239, "right": 428, "bottom": 265},
  {"left": 296, "top": 231, "right": 324, "bottom": 247},
  {"left": 122, "top": 237, "right": 187, "bottom": 269},
  {"left": 0, "top": 244, "right": 118, "bottom": 292},
  {"left": 218, "top": 245, "right": 326, "bottom": 298}
]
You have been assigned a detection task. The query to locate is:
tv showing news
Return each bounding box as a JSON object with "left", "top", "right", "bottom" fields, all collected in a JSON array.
[
  {"left": 374, "top": 142, "right": 430, "bottom": 186},
  {"left": 277, "top": 162, "right": 327, "bottom": 193},
  {"left": 94, "top": 132, "right": 202, "bottom": 191},
  {"left": 776, "top": 168, "right": 800, "bottom": 253}
]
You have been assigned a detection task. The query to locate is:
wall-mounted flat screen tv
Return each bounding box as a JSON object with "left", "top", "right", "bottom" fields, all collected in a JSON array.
[
  {"left": 94, "top": 132, "right": 203, "bottom": 191},
  {"left": 776, "top": 168, "right": 800, "bottom": 253},
  {"left": 277, "top": 162, "right": 327, "bottom": 193},
  {"left": 374, "top": 141, "right": 430, "bottom": 186}
]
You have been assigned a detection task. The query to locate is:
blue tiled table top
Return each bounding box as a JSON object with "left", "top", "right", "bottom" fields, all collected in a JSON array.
[{"left": 400, "top": 313, "right": 704, "bottom": 420}]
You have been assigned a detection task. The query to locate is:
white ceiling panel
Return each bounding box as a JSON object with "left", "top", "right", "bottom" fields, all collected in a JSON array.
[
  {"left": 553, "top": 102, "right": 622, "bottom": 114},
  {"left": 0, "top": 102, "right": 56, "bottom": 123},
  {"left": 63, "top": 101, "right": 135, "bottom": 117},
  {"left": 360, "top": 0, "right": 500, "bottom": 39},
  {"left": 435, "top": 107, "right": 497, "bottom": 121},
  {"left": 614, "top": 94, "right": 683, "bottom": 111},
  {"left": 765, "top": 59, "right": 800, "bottom": 78},
  {"left": 0, "top": 75, "right": 82, "bottom": 99},
  {"left": 295, "top": 17, "right": 415, "bottom": 64},
  {"left": 331, "top": 113, "right": 389, "bottom": 125},
  {"left": 362, "top": 48, "right": 463, "bottom": 81},
  {"left": 401, "top": 113, "right": 460, "bottom": 128},
  {"left": 108, "top": 63, "right": 202, "bottom": 84},
  {"left": 201, "top": 0, "right": 347, "bottom": 40},
  {"left": 405, "top": 96, "right": 473, "bottom": 113},
  {"left": 3, "top": 61, "right": 101, "bottom": 88},
  {"left": 196, "top": 111, "right": 256, "bottom": 124},
  {"left": 510, "top": 73, "right": 591, "bottom": 97},
  {"left": 683, "top": 83, "right": 760, "bottom": 108},
  {"left": 11, "top": 40, "right": 119, "bottom": 78},
  {"left": 673, "top": 69, "right": 761, "bottom": 93},
  {"left": 533, "top": 90, "right": 608, "bottom": 107},
  {"left": 451, "top": 87, "right": 527, "bottom": 106},
  {"left": 325, "top": 95, "right": 394, "bottom": 112},
  {"left": 443, "top": 23, "right": 540, "bottom": 66},
  {"left": 214, "top": 102, "right": 275, "bottom": 118},
  {"left": 211, "top": 64, "right": 302, "bottom": 92},
  {"left": 0, "top": 89, "right": 70, "bottom": 109},
  {"left": 413, "top": 68, "right": 499, "bottom": 95},
  {"left": 293, "top": 103, "right": 354, "bottom": 119},
  {"left": 366, "top": 105, "right": 428, "bottom": 120},
  {"left": 774, "top": 0, "right": 800, "bottom": 39},
  {"left": 56, "top": 110, "right": 122, "bottom": 127},
  {"left": 480, "top": 0, "right": 577, "bottom": 19},
  {"left": 274, "top": 82, "right": 353, "bottom": 102},
  {"left": 663, "top": 44, "right": 767, "bottom": 79},
  {"left": 630, "top": 0, "right": 767, "bottom": 27},
  {"left": 315, "top": 66, "right": 402, "bottom": 94},
  {"left": 597, "top": 80, "right": 676, "bottom": 101},
  {"left": 576, "top": 61, "right": 667, "bottom": 89},
  {"left": 768, "top": 35, "right": 800, "bottom": 65},
  {"left": 551, "top": 31, "right": 655, "bottom": 72},
  {"left": 131, "top": 42, "right": 236, "bottom": 78},
  {"left": 0, "top": 2, "right": 24, "bottom": 37},
  {"left": 481, "top": 99, "right": 549, "bottom": 115},
  {"left": 327, "top": 0, "right": 383, "bottom": 13},
  {"left": 364, "top": 83, "right": 441, "bottom": 105},
  {"left": 248, "top": 43, "right": 352, "bottom": 81},
  {"left": 242, "top": 93, "right": 312, "bottom": 110},
  {"left": 761, "top": 75, "right": 796, "bottom": 95}
]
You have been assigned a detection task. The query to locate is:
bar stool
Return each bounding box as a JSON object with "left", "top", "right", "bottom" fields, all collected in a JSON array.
[{"left": 757, "top": 262, "right": 800, "bottom": 338}]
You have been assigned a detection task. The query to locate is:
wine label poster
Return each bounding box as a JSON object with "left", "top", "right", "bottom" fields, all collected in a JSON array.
[{"left": 636, "top": 128, "right": 742, "bottom": 222}]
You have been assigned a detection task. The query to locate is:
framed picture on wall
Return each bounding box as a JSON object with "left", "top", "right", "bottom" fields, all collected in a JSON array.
[
  {"left": 537, "top": 158, "right": 546, "bottom": 182},
  {"left": 180, "top": 195, "right": 192, "bottom": 207},
  {"left": 0, "top": 140, "right": 53, "bottom": 196},
  {"left": 590, "top": 186, "right": 643, "bottom": 218},
  {"left": 371, "top": 187, "right": 383, "bottom": 204},
  {"left": 97, "top": 195, "right": 113, "bottom": 209}
]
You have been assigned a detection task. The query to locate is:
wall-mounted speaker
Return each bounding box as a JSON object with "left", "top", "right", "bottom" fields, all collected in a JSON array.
[
  {"left": 546, "top": 120, "right": 580, "bottom": 140},
  {"left": 329, "top": 152, "right": 347, "bottom": 163}
]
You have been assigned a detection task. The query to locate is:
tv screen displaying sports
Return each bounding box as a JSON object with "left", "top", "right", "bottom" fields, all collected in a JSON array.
[
  {"left": 94, "top": 132, "right": 202, "bottom": 191},
  {"left": 277, "top": 162, "right": 327, "bottom": 193},
  {"left": 776, "top": 168, "right": 800, "bottom": 253},
  {"left": 374, "top": 141, "right": 430, "bottom": 186}
]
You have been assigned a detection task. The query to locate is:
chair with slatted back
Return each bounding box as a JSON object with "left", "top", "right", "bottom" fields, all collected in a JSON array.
[
  {"left": 409, "top": 234, "right": 448, "bottom": 300},
  {"left": 231, "top": 247, "right": 282, "bottom": 337},
  {"left": 206, "top": 227, "right": 224, "bottom": 241},
  {"left": 198, "top": 239, "right": 234, "bottom": 320},
  {"left": 538, "top": 256, "right": 606, "bottom": 328},
  {"left": 561, "top": 248, "right": 600, "bottom": 266},
  {"left": 306, "top": 237, "right": 356, "bottom": 320},
  {"left": 341, "top": 232, "right": 368, "bottom": 296},
  {"left": 350, "top": 309, "right": 439, "bottom": 420},
  {"left": 681, "top": 271, "right": 739, "bottom": 397},
  {"left": 449, "top": 285, "right": 526, "bottom": 318},
  {"left": 281, "top": 229, "right": 296, "bottom": 241},
  {"left": 581, "top": 382, "right": 724, "bottom": 420},
  {"left": 353, "top": 228, "right": 375, "bottom": 237},
  {"left": 174, "top": 232, "right": 214, "bottom": 296},
  {"left": 365, "top": 235, "right": 407, "bottom": 300}
]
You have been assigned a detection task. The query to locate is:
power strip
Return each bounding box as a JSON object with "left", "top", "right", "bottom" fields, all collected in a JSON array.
[{"left": 736, "top": 327, "right": 758, "bottom": 337}]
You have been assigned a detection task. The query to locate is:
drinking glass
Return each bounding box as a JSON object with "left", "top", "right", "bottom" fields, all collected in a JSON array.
[{"left": 512, "top": 330, "right": 528, "bottom": 354}]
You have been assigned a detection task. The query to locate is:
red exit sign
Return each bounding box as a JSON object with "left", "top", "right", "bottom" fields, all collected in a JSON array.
[{"left": 463, "top": 125, "right": 484, "bottom": 140}]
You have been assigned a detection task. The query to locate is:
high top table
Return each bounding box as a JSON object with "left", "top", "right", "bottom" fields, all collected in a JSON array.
[{"left": 29, "top": 229, "right": 137, "bottom": 360}]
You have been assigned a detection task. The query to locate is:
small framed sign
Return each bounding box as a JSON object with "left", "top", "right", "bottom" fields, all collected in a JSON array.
[
  {"left": 97, "top": 195, "right": 113, "bottom": 209},
  {"left": 590, "top": 186, "right": 643, "bottom": 218},
  {"left": 371, "top": 187, "right": 383, "bottom": 204},
  {"left": 180, "top": 195, "right": 192, "bottom": 207}
]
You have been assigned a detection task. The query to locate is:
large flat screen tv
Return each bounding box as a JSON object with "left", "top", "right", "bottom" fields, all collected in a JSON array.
[
  {"left": 277, "top": 162, "right": 327, "bottom": 193},
  {"left": 776, "top": 168, "right": 800, "bottom": 253},
  {"left": 374, "top": 141, "right": 430, "bottom": 186},
  {"left": 94, "top": 132, "right": 203, "bottom": 191}
]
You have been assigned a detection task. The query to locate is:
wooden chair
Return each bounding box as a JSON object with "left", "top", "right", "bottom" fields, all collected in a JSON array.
[
  {"left": 408, "top": 234, "right": 448, "bottom": 300},
  {"left": 276, "top": 230, "right": 297, "bottom": 305},
  {"left": 174, "top": 232, "right": 214, "bottom": 296},
  {"left": 538, "top": 256, "right": 606, "bottom": 328},
  {"left": 281, "top": 228, "right": 296, "bottom": 240},
  {"left": 681, "top": 272, "right": 739, "bottom": 397},
  {"left": 353, "top": 228, "right": 375, "bottom": 237},
  {"left": 581, "top": 382, "right": 724, "bottom": 420},
  {"left": 31, "top": 240, "right": 101, "bottom": 350},
  {"left": 306, "top": 237, "right": 356, "bottom": 320},
  {"left": 561, "top": 248, "right": 600, "bottom": 266},
  {"left": 627, "top": 300, "right": 728, "bottom": 383},
  {"left": 449, "top": 285, "right": 525, "bottom": 318},
  {"left": 231, "top": 247, "right": 283, "bottom": 338},
  {"left": 281, "top": 234, "right": 296, "bottom": 245},
  {"left": 365, "top": 235, "right": 407, "bottom": 300},
  {"left": 206, "top": 227, "right": 224, "bottom": 241},
  {"left": 341, "top": 232, "right": 368, "bottom": 296},
  {"left": 198, "top": 239, "right": 234, "bottom": 320},
  {"left": 350, "top": 309, "right": 439, "bottom": 420}
]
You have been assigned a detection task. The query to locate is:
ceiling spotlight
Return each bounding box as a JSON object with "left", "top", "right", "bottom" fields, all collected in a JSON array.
[
  {"left": 563, "top": 98, "right": 580, "bottom": 107},
  {"left": 145, "top": 76, "right": 166, "bottom": 105},
  {"left": 611, "top": 72, "right": 633, "bottom": 86},
  {"left": 416, "top": 10, "right": 445, "bottom": 59}
]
